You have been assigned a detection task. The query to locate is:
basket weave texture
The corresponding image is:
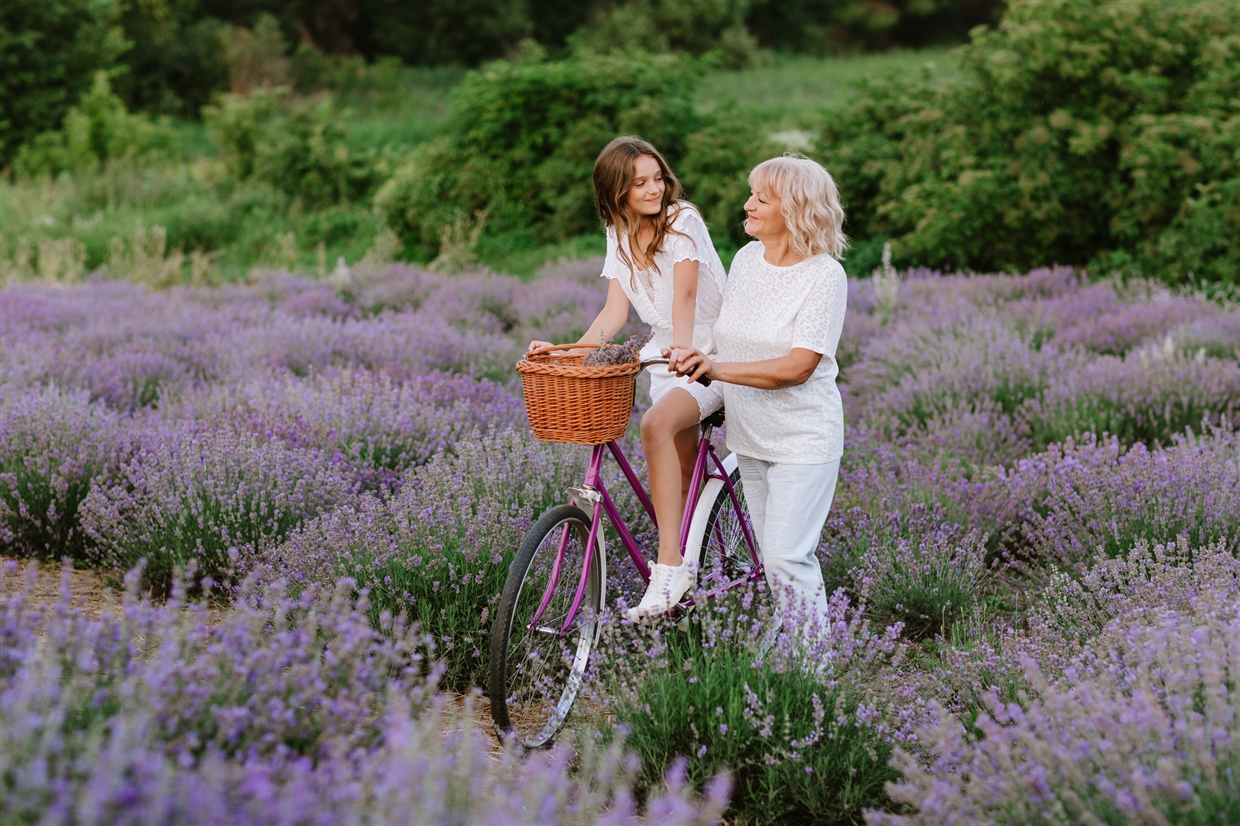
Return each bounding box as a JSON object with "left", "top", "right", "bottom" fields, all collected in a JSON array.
[{"left": 517, "top": 350, "right": 641, "bottom": 445}]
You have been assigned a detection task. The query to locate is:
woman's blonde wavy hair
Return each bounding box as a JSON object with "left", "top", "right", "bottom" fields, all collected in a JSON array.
[{"left": 748, "top": 154, "right": 848, "bottom": 260}]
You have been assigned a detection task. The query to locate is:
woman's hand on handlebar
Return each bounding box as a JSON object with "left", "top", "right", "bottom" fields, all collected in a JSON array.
[{"left": 663, "top": 346, "right": 717, "bottom": 384}]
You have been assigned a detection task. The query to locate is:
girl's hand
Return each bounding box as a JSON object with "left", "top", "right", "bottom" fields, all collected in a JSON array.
[{"left": 528, "top": 339, "right": 554, "bottom": 353}]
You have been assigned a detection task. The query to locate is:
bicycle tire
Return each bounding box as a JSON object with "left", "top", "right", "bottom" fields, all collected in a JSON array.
[
  {"left": 685, "top": 452, "right": 757, "bottom": 587},
  {"left": 489, "top": 504, "right": 604, "bottom": 748}
]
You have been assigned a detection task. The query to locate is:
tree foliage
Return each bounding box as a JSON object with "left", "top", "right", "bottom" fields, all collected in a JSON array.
[
  {"left": 203, "top": 88, "right": 378, "bottom": 208},
  {"left": 824, "top": 0, "right": 1240, "bottom": 283},
  {"left": 375, "top": 49, "right": 776, "bottom": 261},
  {"left": 0, "top": 0, "right": 128, "bottom": 164},
  {"left": 14, "top": 72, "right": 178, "bottom": 177},
  {"left": 746, "top": 0, "right": 1004, "bottom": 54}
]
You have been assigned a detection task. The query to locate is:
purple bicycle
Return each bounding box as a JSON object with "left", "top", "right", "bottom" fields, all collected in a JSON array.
[{"left": 489, "top": 355, "right": 761, "bottom": 748}]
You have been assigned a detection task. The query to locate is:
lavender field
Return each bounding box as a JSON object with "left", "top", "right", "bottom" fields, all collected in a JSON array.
[{"left": 2, "top": 261, "right": 1239, "bottom": 824}]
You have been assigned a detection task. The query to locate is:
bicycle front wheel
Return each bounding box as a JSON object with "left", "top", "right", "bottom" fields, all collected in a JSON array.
[
  {"left": 685, "top": 452, "right": 757, "bottom": 587},
  {"left": 489, "top": 504, "right": 604, "bottom": 748}
]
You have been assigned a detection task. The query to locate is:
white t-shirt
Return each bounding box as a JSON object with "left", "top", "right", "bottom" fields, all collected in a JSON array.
[
  {"left": 601, "top": 204, "right": 727, "bottom": 362},
  {"left": 713, "top": 242, "right": 848, "bottom": 464}
]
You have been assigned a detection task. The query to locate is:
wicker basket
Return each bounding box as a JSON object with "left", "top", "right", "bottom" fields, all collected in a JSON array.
[{"left": 517, "top": 343, "right": 642, "bottom": 445}]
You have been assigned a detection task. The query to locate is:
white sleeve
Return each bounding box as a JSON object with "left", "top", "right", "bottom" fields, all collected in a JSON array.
[
  {"left": 791, "top": 259, "right": 846, "bottom": 355},
  {"left": 666, "top": 207, "right": 712, "bottom": 266}
]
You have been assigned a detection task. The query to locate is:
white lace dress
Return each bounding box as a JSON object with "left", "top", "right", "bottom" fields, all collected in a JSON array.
[{"left": 601, "top": 204, "right": 728, "bottom": 415}]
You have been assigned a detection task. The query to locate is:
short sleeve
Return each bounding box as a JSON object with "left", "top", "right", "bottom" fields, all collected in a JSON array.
[
  {"left": 665, "top": 206, "right": 711, "bottom": 266},
  {"left": 791, "top": 260, "right": 844, "bottom": 354}
]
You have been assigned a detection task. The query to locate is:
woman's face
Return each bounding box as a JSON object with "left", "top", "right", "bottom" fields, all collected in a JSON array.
[
  {"left": 743, "top": 188, "right": 787, "bottom": 240},
  {"left": 626, "top": 155, "right": 666, "bottom": 217}
]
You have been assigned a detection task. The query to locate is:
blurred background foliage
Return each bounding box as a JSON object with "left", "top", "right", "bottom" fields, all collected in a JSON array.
[{"left": 2, "top": 0, "right": 1237, "bottom": 285}]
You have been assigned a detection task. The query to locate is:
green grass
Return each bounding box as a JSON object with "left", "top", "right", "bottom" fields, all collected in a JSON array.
[
  {"left": 344, "top": 65, "right": 466, "bottom": 151},
  {"left": 697, "top": 48, "right": 960, "bottom": 133},
  {"left": 174, "top": 121, "right": 216, "bottom": 160}
]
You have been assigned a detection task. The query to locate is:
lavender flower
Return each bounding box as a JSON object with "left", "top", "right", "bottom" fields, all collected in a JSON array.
[
  {"left": 870, "top": 584, "right": 1240, "bottom": 826},
  {"left": 0, "top": 561, "right": 728, "bottom": 825},
  {"left": 582, "top": 334, "right": 652, "bottom": 367},
  {"left": 0, "top": 387, "right": 131, "bottom": 561},
  {"left": 78, "top": 422, "right": 355, "bottom": 591}
]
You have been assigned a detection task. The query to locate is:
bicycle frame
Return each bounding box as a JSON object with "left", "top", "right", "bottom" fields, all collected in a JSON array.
[{"left": 527, "top": 427, "right": 760, "bottom": 636}]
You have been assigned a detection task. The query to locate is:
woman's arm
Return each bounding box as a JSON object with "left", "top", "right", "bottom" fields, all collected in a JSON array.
[
  {"left": 666, "top": 347, "right": 822, "bottom": 390},
  {"left": 670, "top": 258, "right": 699, "bottom": 351}
]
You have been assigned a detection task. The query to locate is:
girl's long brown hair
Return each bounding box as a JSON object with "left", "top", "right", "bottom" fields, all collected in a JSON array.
[{"left": 592, "top": 136, "right": 693, "bottom": 281}]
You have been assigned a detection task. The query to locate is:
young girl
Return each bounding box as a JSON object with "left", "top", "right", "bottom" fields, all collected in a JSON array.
[{"left": 531, "top": 136, "right": 728, "bottom": 620}]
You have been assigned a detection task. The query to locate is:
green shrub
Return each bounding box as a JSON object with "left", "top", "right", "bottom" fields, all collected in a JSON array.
[
  {"left": 375, "top": 48, "right": 777, "bottom": 261},
  {"left": 0, "top": 0, "right": 127, "bottom": 164},
  {"left": 254, "top": 97, "right": 379, "bottom": 208},
  {"left": 376, "top": 50, "right": 706, "bottom": 260},
  {"left": 823, "top": 0, "right": 1240, "bottom": 283},
  {"left": 677, "top": 103, "right": 780, "bottom": 249},
  {"left": 13, "top": 73, "right": 179, "bottom": 177},
  {"left": 203, "top": 89, "right": 377, "bottom": 207},
  {"left": 569, "top": 0, "right": 761, "bottom": 69},
  {"left": 602, "top": 590, "right": 901, "bottom": 824}
]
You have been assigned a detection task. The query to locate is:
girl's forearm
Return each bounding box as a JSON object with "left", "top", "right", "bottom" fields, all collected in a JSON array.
[
  {"left": 671, "top": 297, "right": 695, "bottom": 348},
  {"left": 670, "top": 260, "right": 700, "bottom": 349}
]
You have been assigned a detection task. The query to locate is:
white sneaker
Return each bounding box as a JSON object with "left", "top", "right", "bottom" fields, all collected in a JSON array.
[{"left": 625, "top": 562, "right": 694, "bottom": 621}]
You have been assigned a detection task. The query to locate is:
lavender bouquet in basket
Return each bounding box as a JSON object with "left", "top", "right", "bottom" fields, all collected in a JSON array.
[{"left": 582, "top": 333, "right": 651, "bottom": 367}]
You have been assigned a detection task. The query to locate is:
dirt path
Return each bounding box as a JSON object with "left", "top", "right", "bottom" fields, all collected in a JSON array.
[{"left": 1, "top": 556, "right": 116, "bottom": 615}]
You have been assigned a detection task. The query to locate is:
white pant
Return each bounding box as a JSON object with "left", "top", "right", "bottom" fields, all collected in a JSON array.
[{"left": 736, "top": 454, "right": 840, "bottom": 627}]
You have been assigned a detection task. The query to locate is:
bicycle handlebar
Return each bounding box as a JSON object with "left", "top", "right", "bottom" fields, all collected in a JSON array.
[
  {"left": 523, "top": 344, "right": 711, "bottom": 386},
  {"left": 641, "top": 357, "right": 712, "bottom": 387}
]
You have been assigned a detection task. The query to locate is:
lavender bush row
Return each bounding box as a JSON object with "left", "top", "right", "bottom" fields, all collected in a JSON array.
[
  {"left": 166, "top": 368, "right": 525, "bottom": 491},
  {"left": 1023, "top": 537, "right": 1240, "bottom": 678},
  {"left": 79, "top": 422, "right": 356, "bottom": 591},
  {"left": 0, "top": 561, "right": 729, "bottom": 825},
  {"left": 0, "top": 263, "right": 625, "bottom": 406},
  {"left": 0, "top": 387, "right": 132, "bottom": 561},
  {"left": 842, "top": 269, "right": 1240, "bottom": 455},
  {"left": 885, "top": 537, "right": 1240, "bottom": 741},
  {"left": 1014, "top": 428, "right": 1240, "bottom": 570},
  {"left": 871, "top": 582, "right": 1240, "bottom": 825}
]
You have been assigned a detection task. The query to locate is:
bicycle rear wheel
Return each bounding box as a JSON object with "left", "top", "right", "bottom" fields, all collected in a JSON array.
[
  {"left": 489, "top": 504, "right": 604, "bottom": 748},
  {"left": 685, "top": 452, "right": 757, "bottom": 587}
]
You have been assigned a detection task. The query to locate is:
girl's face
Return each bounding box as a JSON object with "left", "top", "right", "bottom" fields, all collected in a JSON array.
[
  {"left": 743, "top": 188, "right": 787, "bottom": 240},
  {"left": 626, "top": 155, "right": 666, "bottom": 218}
]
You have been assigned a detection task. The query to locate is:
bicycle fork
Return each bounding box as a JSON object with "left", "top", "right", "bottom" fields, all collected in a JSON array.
[{"left": 527, "top": 444, "right": 628, "bottom": 636}]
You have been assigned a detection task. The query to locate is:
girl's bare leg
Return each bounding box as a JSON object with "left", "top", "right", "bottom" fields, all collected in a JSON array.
[{"left": 639, "top": 388, "right": 703, "bottom": 566}]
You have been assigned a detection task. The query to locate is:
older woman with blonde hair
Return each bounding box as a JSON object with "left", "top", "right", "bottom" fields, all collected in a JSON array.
[{"left": 668, "top": 154, "right": 849, "bottom": 629}]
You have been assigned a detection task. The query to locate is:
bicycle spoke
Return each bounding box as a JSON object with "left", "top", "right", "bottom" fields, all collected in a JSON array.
[
  {"left": 688, "top": 457, "right": 758, "bottom": 594},
  {"left": 491, "top": 505, "right": 601, "bottom": 748}
]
